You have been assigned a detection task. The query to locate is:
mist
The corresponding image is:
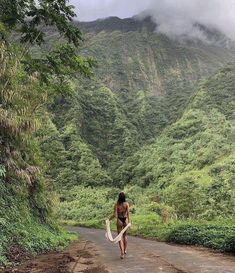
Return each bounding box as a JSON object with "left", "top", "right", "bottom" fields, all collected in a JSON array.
[{"left": 71, "top": 0, "right": 235, "bottom": 41}]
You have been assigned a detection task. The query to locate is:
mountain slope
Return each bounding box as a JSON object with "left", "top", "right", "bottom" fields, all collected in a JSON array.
[
  {"left": 40, "top": 16, "right": 235, "bottom": 189},
  {"left": 77, "top": 17, "right": 235, "bottom": 121},
  {"left": 116, "top": 62, "right": 235, "bottom": 218}
]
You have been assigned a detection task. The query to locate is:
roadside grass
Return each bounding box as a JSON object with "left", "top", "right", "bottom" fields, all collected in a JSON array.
[{"left": 0, "top": 213, "right": 77, "bottom": 268}]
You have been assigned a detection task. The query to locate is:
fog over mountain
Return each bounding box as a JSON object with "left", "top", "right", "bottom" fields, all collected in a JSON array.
[{"left": 71, "top": 0, "right": 235, "bottom": 40}]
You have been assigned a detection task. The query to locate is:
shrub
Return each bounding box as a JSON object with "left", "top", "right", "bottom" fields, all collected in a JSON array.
[{"left": 167, "top": 223, "right": 235, "bottom": 252}]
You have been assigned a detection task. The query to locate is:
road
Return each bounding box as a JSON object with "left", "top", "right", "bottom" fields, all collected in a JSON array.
[{"left": 69, "top": 226, "right": 235, "bottom": 273}]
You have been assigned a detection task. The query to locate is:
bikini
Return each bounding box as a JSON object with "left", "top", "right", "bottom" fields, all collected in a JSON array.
[
  {"left": 117, "top": 203, "right": 127, "bottom": 224},
  {"left": 118, "top": 217, "right": 127, "bottom": 224}
]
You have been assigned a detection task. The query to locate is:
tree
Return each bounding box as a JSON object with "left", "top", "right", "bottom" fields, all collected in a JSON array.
[
  {"left": 0, "top": 0, "right": 81, "bottom": 44},
  {"left": 165, "top": 178, "right": 204, "bottom": 218},
  {"left": 0, "top": 0, "right": 95, "bottom": 87},
  {"left": 0, "top": 0, "right": 95, "bottom": 184}
]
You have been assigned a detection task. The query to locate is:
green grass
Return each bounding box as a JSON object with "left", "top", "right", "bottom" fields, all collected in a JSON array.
[{"left": 0, "top": 216, "right": 77, "bottom": 268}]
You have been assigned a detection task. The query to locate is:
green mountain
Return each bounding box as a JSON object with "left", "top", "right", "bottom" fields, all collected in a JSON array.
[
  {"left": 42, "top": 16, "right": 235, "bottom": 188},
  {"left": 78, "top": 16, "right": 235, "bottom": 96},
  {"left": 76, "top": 17, "right": 235, "bottom": 133},
  {"left": 57, "top": 62, "right": 235, "bottom": 253},
  {"left": 56, "top": 57, "right": 235, "bottom": 251}
]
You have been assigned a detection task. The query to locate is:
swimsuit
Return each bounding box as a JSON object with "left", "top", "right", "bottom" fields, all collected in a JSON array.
[{"left": 118, "top": 217, "right": 127, "bottom": 224}]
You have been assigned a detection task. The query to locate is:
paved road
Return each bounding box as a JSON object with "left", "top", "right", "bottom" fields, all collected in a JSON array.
[{"left": 69, "top": 227, "right": 235, "bottom": 273}]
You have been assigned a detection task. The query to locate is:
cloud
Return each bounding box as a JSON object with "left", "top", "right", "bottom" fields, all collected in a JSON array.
[
  {"left": 144, "top": 0, "right": 235, "bottom": 41},
  {"left": 71, "top": 0, "right": 235, "bottom": 41}
]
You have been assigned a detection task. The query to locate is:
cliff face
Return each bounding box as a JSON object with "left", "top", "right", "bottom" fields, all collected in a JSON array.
[{"left": 77, "top": 16, "right": 235, "bottom": 97}]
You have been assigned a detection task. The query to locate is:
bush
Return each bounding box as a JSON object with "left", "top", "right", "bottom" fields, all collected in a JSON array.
[{"left": 167, "top": 223, "right": 235, "bottom": 252}]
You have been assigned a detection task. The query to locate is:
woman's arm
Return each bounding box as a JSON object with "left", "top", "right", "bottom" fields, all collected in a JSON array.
[{"left": 127, "top": 203, "right": 130, "bottom": 224}]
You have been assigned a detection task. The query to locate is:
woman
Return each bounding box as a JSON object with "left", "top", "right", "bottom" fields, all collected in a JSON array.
[{"left": 113, "top": 192, "right": 130, "bottom": 259}]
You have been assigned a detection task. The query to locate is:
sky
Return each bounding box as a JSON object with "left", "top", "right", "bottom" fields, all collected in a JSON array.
[{"left": 70, "top": 0, "right": 235, "bottom": 40}]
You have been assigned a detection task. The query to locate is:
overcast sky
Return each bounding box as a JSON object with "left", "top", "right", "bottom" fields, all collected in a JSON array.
[{"left": 70, "top": 0, "right": 235, "bottom": 40}]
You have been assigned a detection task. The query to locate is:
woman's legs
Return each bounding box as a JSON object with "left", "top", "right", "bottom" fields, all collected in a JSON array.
[
  {"left": 117, "top": 219, "right": 124, "bottom": 258},
  {"left": 123, "top": 231, "right": 127, "bottom": 254}
]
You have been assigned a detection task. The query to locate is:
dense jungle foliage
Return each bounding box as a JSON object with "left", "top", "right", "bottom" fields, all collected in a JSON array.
[
  {"left": 41, "top": 16, "right": 235, "bottom": 188},
  {"left": 1, "top": 5, "right": 235, "bottom": 266},
  {"left": 0, "top": 0, "right": 93, "bottom": 266}
]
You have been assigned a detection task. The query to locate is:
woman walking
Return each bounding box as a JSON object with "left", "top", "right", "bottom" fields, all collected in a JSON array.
[{"left": 113, "top": 192, "right": 130, "bottom": 259}]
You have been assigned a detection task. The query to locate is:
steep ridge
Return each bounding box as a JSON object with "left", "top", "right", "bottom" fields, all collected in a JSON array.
[
  {"left": 43, "top": 16, "right": 235, "bottom": 188},
  {"left": 47, "top": 17, "right": 235, "bottom": 252},
  {"left": 77, "top": 16, "right": 235, "bottom": 99}
]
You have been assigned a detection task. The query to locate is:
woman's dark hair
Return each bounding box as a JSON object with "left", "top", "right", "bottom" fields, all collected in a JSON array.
[{"left": 117, "top": 192, "right": 126, "bottom": 204}]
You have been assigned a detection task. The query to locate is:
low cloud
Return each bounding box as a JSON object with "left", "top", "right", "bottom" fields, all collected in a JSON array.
[
  {"left": 71, "top": 0, "right": 235, "bottom": 41},
  {"left": 144, "top": 0, "right": 235, "bottom": 41}
]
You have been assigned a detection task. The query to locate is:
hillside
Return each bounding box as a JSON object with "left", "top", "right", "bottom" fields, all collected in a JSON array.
[
  {"left": 0, "top": 1, "right": 92, "bottom": 266},
  {"left": 117, "top": 62, "right": 235, "bottom": 218},
  {"left": 42, "top": 16, "right": 235, "bottom": 187},
  {"left": 78, "top": 16, "right": 235, "bottom": 96},
  {"left": 76, "top": 17, "right": 235, "bottom": 129},
  {"left": 0, "top": 42, "right": 75, "bottom": 267}
]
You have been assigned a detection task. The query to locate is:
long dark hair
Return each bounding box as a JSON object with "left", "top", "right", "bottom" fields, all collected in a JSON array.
[{"left": 117, "top": 192, "right": 126, "bottom": 204}]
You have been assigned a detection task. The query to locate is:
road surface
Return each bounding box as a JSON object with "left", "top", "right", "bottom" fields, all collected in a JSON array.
[{"left": 69, "top": 226, "right": 235, "bottom": 273}]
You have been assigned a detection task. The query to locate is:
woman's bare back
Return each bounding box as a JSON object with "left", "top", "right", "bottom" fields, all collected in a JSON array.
[{"left": 117, "top": 202, "right": 128, "bottom": 218}]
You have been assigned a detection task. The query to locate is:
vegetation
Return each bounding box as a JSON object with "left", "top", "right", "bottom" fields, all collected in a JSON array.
[
  {"left": 1, "top": 6, "right": 235, "bottom": 265},
  {"left": 37, "top": 16, "right": 235, "bottom": 252},
  {"left": 57, "top": 63, "right": 235, "bottom": 252},
  {"left": 0, "top": 0, "right": 93, "bottom": 266},
  {"left": 167, "top": 222, "right": 235, "bottom": 252},
  {"left": 57, "top": 185, "right": 235, "bottom": 252},
  {"left": 41, "top": 17, "right": 235, "bottom": 189},
  {"left": 0, "top": 167, "right": 76, "bottom": 267},
  {"left": 42, "top": 86, "right": 167, "bottom": 187}
]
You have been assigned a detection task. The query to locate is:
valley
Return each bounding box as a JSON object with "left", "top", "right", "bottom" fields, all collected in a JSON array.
[{"left": 0, "top": 3, "right": 235, "bottom": 269}]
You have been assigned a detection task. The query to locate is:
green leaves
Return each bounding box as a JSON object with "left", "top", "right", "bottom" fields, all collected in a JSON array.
[
  {"left": 24, "top": 43, "right": 96, "bottom": 87},
  {"left": 0, "top": 0, "right": 95, "bottom": 185},
  {"left": 0, "top": 0, "right": 95, "bottom": 88},
  {"left": 0, "top": 0, "right": 82, "bottom": 46},
  {"left": 0, "top": 165, "right": 6, "bottom": 178},
  {"left": 44, "top": 43, "right": 95, "bottom": 78}
]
